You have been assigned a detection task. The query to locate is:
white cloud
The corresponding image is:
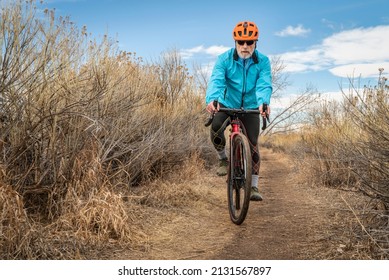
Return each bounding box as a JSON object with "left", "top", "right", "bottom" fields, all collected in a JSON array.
[
  {"left": 278, "top": 25, "right": 389, "bottom": 78},
  {"left": 329, "top": 63, "right": 389, "bottom": 78},
  {"left": 271, "top": 90, "right": 345, "bottom": 110},
  {"left": 271, "top": 94, "right": 302, "bottom": 109},
  {"left": 319, "top": 91, "right": 344, "bottom": 103},
  {"left": 180, "top": 45, "right": 230, "bottom": 59},
  {"left": 205, "top": 45, "right": 230, "bottom": 56},
  {"left": 275, "top": 24, "right": 311, "bottom": 37},
  {"left": 276, "top": 49, "right": 330, "bottom": 73},
  {"left": 180, "top": 45, "right": 205, "bottom": 59},
  {"left": 322, "top": 26, "right": 389, "bottom": 64}
]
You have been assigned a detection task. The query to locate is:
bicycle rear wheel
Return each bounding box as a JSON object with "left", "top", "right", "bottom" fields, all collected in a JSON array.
[{"left": 227, "top": 134, "right": 252, "bottom": 225}]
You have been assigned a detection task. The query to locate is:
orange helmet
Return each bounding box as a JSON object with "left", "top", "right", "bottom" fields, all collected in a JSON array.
[{"left": 233, "top": 21, "right": 259, "bottom": 41}]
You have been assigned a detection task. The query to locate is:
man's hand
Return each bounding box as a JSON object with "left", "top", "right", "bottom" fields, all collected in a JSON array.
[
  {"left": 260, "top": 103, "right": 270, "bottom": 117},
  {"left": 206, "top": 100, "right": 220, "bottom": 114}
]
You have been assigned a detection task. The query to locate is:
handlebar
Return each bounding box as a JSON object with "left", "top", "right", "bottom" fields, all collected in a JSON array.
[
  {"left": 205, "top": 101, "right": 270, "bottom": 130},
  {"left": 218, "top": 107, "right": 261, "bottom": 114}
]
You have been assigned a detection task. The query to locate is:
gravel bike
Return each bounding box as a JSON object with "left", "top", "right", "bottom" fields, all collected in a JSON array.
[{"left": 205, "top": 101, "right": 268, "bottom": 225}]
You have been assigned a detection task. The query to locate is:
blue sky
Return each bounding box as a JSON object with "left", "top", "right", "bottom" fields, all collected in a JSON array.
[{"left": 39, "top": 0, "right": 389, "bottom": 104}]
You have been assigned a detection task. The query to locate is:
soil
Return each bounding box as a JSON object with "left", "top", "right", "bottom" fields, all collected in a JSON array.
[{"left": 108, "top": 149, "right": 366, "bottom": 260}]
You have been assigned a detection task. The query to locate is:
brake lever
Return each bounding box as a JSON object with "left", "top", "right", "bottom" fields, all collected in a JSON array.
[
  {"left": 261, "top": 103, "right": 270, "bottom": 130},
  {"left": 204, "top": 100, "right": 218, "bottom": 127},
  {"left": 204, "top": 114, "right": 214, "bottom": 127}
]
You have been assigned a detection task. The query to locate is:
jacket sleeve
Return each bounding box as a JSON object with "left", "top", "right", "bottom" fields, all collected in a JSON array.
[
  {"left": 205, "top": 55, "right": 226, "bottom": 105},
  {"left": 256, "top": 55, "right": 273, "bottom": 105}
]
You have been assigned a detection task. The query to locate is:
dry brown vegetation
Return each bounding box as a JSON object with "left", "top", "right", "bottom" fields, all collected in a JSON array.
[
  {"left": 266, "top": 70, "right": 389, "bottom": 259},
  {"left": 0, "top": 0, "right": 209, "bottom": 259},
  {"left": 2, "top": 0, "right": 389, "bottom": 260}
]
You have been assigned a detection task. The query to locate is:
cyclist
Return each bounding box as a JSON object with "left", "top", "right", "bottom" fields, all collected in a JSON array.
[{"left": 205, "top": 21, "right": 272, "bottom": 201}]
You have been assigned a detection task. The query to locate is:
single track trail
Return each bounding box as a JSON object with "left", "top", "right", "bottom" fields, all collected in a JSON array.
[{"left": 112, "top": 149, "right": 356, "bottom": 260}]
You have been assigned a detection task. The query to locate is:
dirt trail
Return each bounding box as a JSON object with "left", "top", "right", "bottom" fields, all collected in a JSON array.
[{"left": 116, "top": 149, "right": 352, "bottom": 260}]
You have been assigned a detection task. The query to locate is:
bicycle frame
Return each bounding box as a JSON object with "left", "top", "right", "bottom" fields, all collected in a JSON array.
[
  {"left": 229, "top": 117, "right": 246, "bottom": 189},
  {"left": 229, "top": 118, "right": 244, "bottom": 178}
]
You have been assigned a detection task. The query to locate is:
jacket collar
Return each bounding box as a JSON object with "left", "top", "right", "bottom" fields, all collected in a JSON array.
[{"left": 233, "top": 49, "right": 259, "bottom": 64}]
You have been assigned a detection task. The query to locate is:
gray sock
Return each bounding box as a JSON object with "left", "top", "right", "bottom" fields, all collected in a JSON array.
[
  {"left": 217, "top": 149, "right": 227, "bottom": 160},
  {"left": 252, "top": 174, "right": 259, "bottom": 188}
]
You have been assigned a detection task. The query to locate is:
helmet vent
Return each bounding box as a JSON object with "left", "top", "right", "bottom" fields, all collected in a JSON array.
[{"left": 233, "top": 21, "right": 259, "bottom": 41}]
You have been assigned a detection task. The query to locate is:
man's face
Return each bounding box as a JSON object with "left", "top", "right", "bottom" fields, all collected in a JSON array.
[{"left": 236, "top": 40, "right": 256, "bottom": 59}]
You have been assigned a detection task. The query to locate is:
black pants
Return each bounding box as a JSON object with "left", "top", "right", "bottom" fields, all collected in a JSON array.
[{"left": 210, "top": 109, "right": 260, "bottom": 175}]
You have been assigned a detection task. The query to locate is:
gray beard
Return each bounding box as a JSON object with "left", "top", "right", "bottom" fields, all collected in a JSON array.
[{"left": 238, "top": 52, "right": 252, "bottom": 59}]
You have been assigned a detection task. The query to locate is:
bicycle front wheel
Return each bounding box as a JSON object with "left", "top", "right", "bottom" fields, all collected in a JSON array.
[{"left": 227, "top": 133, "right": 252, "bottom": 225}]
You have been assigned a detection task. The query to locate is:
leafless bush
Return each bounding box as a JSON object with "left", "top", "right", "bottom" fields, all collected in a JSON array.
[
  {"left": 299, "top": 100, "right": 359, "bottom": 188},
  {"left": 262, "top": 84, "right": 321, "bottom": 136},
  {"left": 0, "top": 0, "right": 205, "bottom": 258},
  {"left": 270, "top": 55, "right": 290, "bottom": 99},
  {"left": 342, "top": 70, "right": 389, "bottom": 204},
  {"left": 295, "top": 69, "right": 389, "bottom": 258}
]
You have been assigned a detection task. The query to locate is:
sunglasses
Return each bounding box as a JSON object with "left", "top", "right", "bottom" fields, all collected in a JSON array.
[{"left": 236, "top": 40, "right": 255, "bottom": 46}]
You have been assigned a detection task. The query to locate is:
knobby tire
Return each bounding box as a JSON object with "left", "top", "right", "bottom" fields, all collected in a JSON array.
[{"left": 227, "top": 133, "right": 252, "bottom": 225}]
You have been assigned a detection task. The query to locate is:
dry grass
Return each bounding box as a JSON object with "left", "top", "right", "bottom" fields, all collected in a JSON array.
[
  {"left": 261, "top": 132, "right": 304, "bottom": 154},
  {"left": 0, "top": 0, "right": 210, "bottom": 259},
  {"left": 129, "top": 154, "right": 207, "bottom": 209},
  {"left": 286, "top": 72, "right": 389, "bottom": 259},
  {"left": 0, "top": 182, "right": 33, "bottom": 258}
]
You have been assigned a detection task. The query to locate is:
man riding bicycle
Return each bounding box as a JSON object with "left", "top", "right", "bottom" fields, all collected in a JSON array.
[{"left": 205, "top": 21, "right": 272, "bottom": 201}]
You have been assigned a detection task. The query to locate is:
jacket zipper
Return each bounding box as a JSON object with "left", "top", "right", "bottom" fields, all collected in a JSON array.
[{"left": 242, "top": 59, "right": 248, "bottom": 108}]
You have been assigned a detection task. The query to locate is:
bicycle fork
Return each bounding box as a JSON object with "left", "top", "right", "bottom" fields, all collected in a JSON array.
[
  {"left": 230, "top": 120, "right": 242, "bottom": 176},
  {"left": 229, "top": 120, "right": 245, "bottom": 211}
]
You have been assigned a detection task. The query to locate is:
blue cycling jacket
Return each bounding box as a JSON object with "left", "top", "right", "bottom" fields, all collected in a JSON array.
[{"left": 205, "top": 48, "right": 272, "bottom": 109}]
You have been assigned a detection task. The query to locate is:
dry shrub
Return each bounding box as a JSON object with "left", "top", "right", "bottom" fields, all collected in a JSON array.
[
  {"left": 129, "top": 154, "right": 205, "bottom": 209},
  {"left": 300, "top": 116, "right": 359, "bottom": 189},
  {"left": 54, "top": 186, "right": 134, "bottom": 243},
  {"left": 177, "top": 153, "right": 207, "bottom": 182},
  {"left": 345, "top": 83, "right": 389, "bottom": 203},
  {"left": 140, "top": 178, "right": 202, "bottom": 209},
  {"left": 0, "top": 0, "right": 209, "bottom": 258},
  {"left": 0, "top": 0, "right": 205, "bottom": 212},
  {"left": 0, "top": 183, "right": 33, "bottom": 258},
  {"left": 292, "top": 71, "right": 389, "bottom": 258},
  {"left": 49, "top": 139, "right": 141, "bottom": 247},
  {"left": 134, "top": 153, "right": 207, "bottom": 209}
]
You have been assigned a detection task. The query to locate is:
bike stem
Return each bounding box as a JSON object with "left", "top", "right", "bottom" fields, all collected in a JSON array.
[{"left": 231, "top": 121, "right": 240, "bottom": 133}]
